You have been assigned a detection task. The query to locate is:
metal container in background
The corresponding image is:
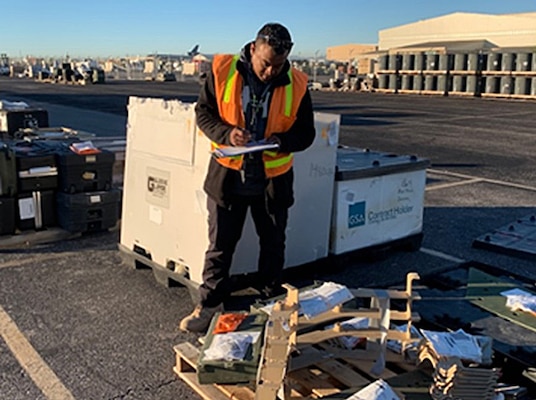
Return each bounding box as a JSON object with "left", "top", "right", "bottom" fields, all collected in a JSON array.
[
  {"left": 454, "top": 53, "right": 468, "bottom": 71},
  {"left": 500, "top": 76, "right": 514, "bottom": 95},
  {"left": 532, "top": 77, "right": 536, "bottom": 96},
  {"left": 425, "top": 54, "right": 439, "bottom": 71},
  {"left": 467, "top": 53, "right": 483, "bottom": 72},
  {"left": 501, "top": 53, "right": 515, "bottom": 71},
  {"left": 401, "top": 75, "right": 414, "bottom": 91},
  {"left": 379, "top": 55, "right": 389, "bottom": 71},
  {"left": 378, "top": 74, "right": 389, "bottom": 90},
  {"left": 401, "top": 53, "right": 415, "bottom": 71},
  {"left": 452, "top": 75, "right": 467, "bottom": 92},
  {"left": 424, "top": 75, "right": 437, "bottom": 91},
  {"left": 516, "top": 53, "right": 532, "bottom": 72},
  {"left": 437, "top": 74, "right": 450, "bottom": 94},
  {"left": 514, "top": 77, "right": 531, "bottom": 95},
  {"left": 466, "top": 75, "right": 480, "bottom": 95},
  {"left": 414, "top": 52, "right": 425, "bottom": 71},
  {"left": 388, "top": 74, "right": 400, "bottom": 92},
  {"left": 388, "top": 54, "right": 401, "bottom": 71},
  {"left": 532, "top": 53, "right": 536, "bottom": 72},
  {"left": 485, "top": 76, "right": 500, "bottom": 94},
  {"left": 487, "top": 53, "right": 502, "bottom": 71},
  {"left": 413, "top": 74, "right": 424, "bottom": 91},
  {"left": 439, "top": 54, "right": 453, "bottom": 71}
]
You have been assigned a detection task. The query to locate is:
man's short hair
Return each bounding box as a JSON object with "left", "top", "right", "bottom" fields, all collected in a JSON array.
[{"left": 256, "top": 23, "right": 293, "bottom": 55}]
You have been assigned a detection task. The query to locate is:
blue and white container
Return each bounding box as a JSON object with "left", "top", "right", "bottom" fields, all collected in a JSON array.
[{"left": 330, "top": 147, "right": 429, "bottom": 255}]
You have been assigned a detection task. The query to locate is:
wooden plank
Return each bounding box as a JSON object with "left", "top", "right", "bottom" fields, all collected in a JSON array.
[
  {"left": 173, "top": 343, "right": 235, "bottom": 400},
  {"left": 172, "top": 367, "right": 230, "bottom": 400},
  {"left": 316, "top": 359, "right": 370, "bottom": 387},
  {"left": 174, "top": 343, "right": 257, "bottom": 400},
  {"left": 344, "top": 358, "right": 398, "bottom": 379},
  {"left": 287, "top": 367, "right": 342, "bottom": 398},
  {"left": 0, "top": 228, "right": 80, "bottom": 249},
  {"left": 297, "top": 327, "right": 411, "bottom": 346}
]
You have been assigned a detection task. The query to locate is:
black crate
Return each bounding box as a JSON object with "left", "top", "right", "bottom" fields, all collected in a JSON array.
[
  {"left": 16, "top": 190, "right": 56, "bottom": 231},
  {"left": 0, "top": 109, "right": 49, "bottom": 136},
  {"left": 12, "top": 142, "right": 58, "bottom": 192},
  {"left": 0, "top": 141, "right": 17, "bottom": 196},
  {"left": 0, "top": 197, "right": 16, "bottom": 235},
  {"left": 56, "top": 189, "right": 120, "bottom": 233},
  {"left": 55, "top": 148, "right": 115, "bottom": 193}
]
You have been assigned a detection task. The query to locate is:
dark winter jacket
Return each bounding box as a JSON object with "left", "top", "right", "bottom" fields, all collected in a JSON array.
[{"left": 195, "top": 43, "right": 315, "bottom": 210}]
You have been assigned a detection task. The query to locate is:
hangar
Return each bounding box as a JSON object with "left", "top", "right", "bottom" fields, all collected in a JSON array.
[{"left": 379, "top": 12, "right": 536, "bottom": 51}]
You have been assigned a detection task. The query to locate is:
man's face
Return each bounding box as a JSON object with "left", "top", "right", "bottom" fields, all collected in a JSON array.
[{"left": 250, "top": 42, "right": 289, "bottom": 83}]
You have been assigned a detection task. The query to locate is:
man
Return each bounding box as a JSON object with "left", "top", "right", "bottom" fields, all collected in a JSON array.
[{"left": 180, "top": 22, "right": 315, "bottom": 333}]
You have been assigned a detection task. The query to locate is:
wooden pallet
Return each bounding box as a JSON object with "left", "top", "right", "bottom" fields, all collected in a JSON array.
[
  {"left": 173, "top": 342, "right": 432, "bottom": 400},
  {"left": 118, "top": 243, "right": 201, "bottom": 301},
  {"left": 174, "top": 273, "right": 428, "bottom": 399}
]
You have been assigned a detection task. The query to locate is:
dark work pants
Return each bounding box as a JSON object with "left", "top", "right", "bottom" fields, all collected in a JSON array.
[{"left": 199, "top": 195, "right": 288, "bottom": 307}]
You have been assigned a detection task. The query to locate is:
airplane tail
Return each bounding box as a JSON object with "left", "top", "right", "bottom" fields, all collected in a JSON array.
[{"left": 188, "top": 44, "right": 200, "bottom": 57}]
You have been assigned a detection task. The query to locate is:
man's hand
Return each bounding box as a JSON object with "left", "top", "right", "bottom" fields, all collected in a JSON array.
[
  {"left": 266, "top": 135, "right": 281, "bottom": 146},
  {"left": 229, "top": 127, "right": 252, "bottom": 146}
]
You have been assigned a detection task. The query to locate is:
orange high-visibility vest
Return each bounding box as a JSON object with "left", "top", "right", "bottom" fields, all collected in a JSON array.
[{"left": 211, "top": 54, "right": 308, "bottom": 178}]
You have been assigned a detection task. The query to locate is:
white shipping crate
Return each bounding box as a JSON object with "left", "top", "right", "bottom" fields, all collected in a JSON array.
[
  {"left": 330, "top": 148, "right": 429, "bottom": 255},
  {"left": 231, "top": 112, "right": 340, "bottom": 275},
  {"left": 120, "top": 97, "right": 339, "bottom": 284}
]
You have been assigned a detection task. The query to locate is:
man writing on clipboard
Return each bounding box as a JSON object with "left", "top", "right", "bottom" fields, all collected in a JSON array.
[{"left": 180, "top": 22, "right": 315, "bottom": 333}]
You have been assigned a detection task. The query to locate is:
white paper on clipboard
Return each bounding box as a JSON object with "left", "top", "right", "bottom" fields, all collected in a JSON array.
[{"left": 212, "top": 141, "right": 279, "bottom": 158}]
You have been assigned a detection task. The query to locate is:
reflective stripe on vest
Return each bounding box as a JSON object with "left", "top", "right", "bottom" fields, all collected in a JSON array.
[
  {"left": 211, "top": 54, "right": 306, "bottom": 178},
  {"left": 223, "top": 55, "right": 240, "bottom": 104}
]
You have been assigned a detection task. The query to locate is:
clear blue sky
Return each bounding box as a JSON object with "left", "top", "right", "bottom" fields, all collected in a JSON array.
[{"left": 1, "top": 0, "right": 535, "bottom": 59}]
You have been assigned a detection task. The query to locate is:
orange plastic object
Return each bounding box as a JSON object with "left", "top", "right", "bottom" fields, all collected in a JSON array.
[{"left": 212, "top": 313, "right": 248, "bottom": 334}]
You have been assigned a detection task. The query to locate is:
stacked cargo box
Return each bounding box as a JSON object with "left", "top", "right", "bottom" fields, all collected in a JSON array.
[
  {"left": 0, "top": 100, "right": 49, "bottom": 139},
  {"left": 49, "top": 140, "right": 119, "bottom": 233},
  {"left": 0, "top": 135, "right": 120, "bottom": 238},
  {"left": 377, "top": 50, "right": 536, "bottom": 100},
  {"left": 11, "top": 140, "right": 59, "bottom": 231},
  {"left": 0, "top": 141, "right": 17, "bottom": 235}
]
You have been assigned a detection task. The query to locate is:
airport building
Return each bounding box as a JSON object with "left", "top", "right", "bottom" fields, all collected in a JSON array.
[
  {"left": 379, "top": 12, "right": 536, "bottom": 52},
  {"left": 326, "top": 12, "right": 536, "bottom": 98},
  {"left": 326, "top": 44, "right": 378, "bottom": 63}
]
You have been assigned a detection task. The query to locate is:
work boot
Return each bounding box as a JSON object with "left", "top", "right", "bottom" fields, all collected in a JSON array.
[{"left": 179, "top": 304, "right": 224, "bottom": 333}]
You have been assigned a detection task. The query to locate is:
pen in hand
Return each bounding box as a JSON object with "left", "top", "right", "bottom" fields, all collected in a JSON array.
[{"left": 229, "top": 127, "right": 251, "bottom": 146}]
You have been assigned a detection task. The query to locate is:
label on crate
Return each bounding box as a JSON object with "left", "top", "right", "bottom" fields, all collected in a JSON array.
[
  {"left": 146, "top": 167, "right": 170, "bottom": 208},
  {"left": 18, "top": 198, "right": 35, "bottom": 220}
]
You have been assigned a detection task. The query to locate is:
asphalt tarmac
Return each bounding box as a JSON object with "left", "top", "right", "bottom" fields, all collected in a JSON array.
[{"left": 1, "top": 76, "right": 535, "bottom": 399}]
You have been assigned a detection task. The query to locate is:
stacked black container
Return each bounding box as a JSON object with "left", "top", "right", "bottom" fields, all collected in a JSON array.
[
  {"left": 0, "top": 141, "right": 17, "bottom": 235},
  {"left": 50, "top": 140, "right": 120, "bottom": 233},
  {"left": 0, "top": 107, "right": 49, "bottom": 138},
  {"left": 11, "top": 140, "right": 59, "bottom": 231},
  {"left": 0, "top": 136, "right": 121, "bottom": 238}
]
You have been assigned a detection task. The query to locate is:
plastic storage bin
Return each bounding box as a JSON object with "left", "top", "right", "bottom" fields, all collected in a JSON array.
[
  {"left": 56, "top": 189, "right": 120, "bottom": 233},
  {"left": 330, "top": 147, "right": 429, "bottom": 255},
  {"left": 16, "top": 190, "right": 56, "bottom": 231},
  {"left": 196, "top": 312, "right": 267, "bottom": 384},
  {"left": 0, "top": 108, "right": 49, "bottom": 136}
]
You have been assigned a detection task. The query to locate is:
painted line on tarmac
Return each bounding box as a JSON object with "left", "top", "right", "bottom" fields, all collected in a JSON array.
[
  {"left": 420, "top": 247, "right": 465, "bottom": 263},
  {"left": 425, "top": 178, "right": 483, "bottom": 191},
  {"left": 0, "top": 248, "right": 118, "bottom": 270},
  {"left": 0, "top": 252, "right": 75, "bottom": 270},
  {"left": 427, "top": 168, "right": 536, "bottom": 192},
  {"left": 0, "top": 305, "right": 75, "bottom": 400}
]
